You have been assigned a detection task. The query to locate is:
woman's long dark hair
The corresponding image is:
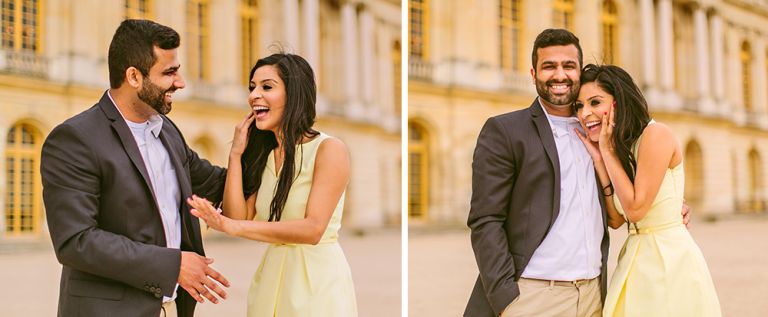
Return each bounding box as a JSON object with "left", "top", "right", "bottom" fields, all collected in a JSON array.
[
  {"left": 241, "top": 53, "right": 319, "bottom": 221},
  {"left": 579, "top": 64, "right": 651, "bottom": 183}
]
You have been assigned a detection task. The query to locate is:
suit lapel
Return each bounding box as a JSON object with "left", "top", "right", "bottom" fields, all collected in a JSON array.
[
  {"left": 595, "top": 171, "right": 609, "bottom": 229},
  {"left": 529, "top": 99, "right": 562, "bottom": 225},
  {"left": 99, "top": 92, "right": 158, "bottom": 204}
]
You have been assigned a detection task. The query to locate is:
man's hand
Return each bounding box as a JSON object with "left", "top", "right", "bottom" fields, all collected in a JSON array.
[
  {"left": 681, "top": 203, "right": 691, "bottom": 229},
  {"left": 178, "top": 251, "right": 230, "bottom": 304}
]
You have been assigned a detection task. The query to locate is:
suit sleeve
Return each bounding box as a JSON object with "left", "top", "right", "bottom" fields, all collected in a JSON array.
[
  {"left": 186, "top": 145, "right": 227, "bottom": 204},
  {"left": 467, "top": 117, "right": 519, "bottom": 315},
  {"left": 41, "top": 123, "right": 181, "bottom": 297}
]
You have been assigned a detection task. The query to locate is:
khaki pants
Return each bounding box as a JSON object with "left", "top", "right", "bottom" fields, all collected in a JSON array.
[
  {"left": 160, "top": 300, "right": 177, "bottom": 317},
  {"left": 501, "top": 277, "right": 601, "bottom": 317}
]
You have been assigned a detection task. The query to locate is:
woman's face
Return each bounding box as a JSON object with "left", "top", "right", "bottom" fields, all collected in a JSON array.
[
  {"left": 575, "top": 82, "right": 614, "bottom": 142},
  {"left": 248, "top": 65, "right": 286, "bottom": 134}
]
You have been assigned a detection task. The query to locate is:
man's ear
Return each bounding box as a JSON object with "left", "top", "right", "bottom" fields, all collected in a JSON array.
[
  {"left": 530, "top": 68, "right": 536, "bottom": 84},
  {"left": 125, "top": 67, "right": 143, "bottom": 89}
]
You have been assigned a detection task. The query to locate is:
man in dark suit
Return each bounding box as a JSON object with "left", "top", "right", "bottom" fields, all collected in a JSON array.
[
  {"left": 41, "top": 19, "right": 229, "bottom": 317},
  {"left": 465, "top": 29, "right": 607, "bottom": 317}
]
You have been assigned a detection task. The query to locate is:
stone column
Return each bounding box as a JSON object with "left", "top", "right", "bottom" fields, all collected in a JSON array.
[
  {"left": 639, "top": 0, "right": 658, "bottom": 100},
  {"left": 341, "top": 1, "right": 363, "bottom": 118},
  {"left": 283, "top": 0, "right": 300, "bottom": 50},
  {"left": 208, "top": 0, "right": 242, "bottom": 105},
  {"left": 360, "top": 8, "right": 377, "bottom": 120},
  {"left": 752, "top": 39, "right": 768, "bottom": 128},
  {"left": 694, "top": 5, "right": 715, "bottom": 114},
  {"left": 729, "top": 28, "right": 746, "bottom": 125},
  {"left": 710, "top": 13, "right": 726, "bottom": 110},
  {"left": 657, "top": 0, "right": 682, "bottom": 110},
  {"left": 301, "top": 0, "right": 320, "bottom": 79},
  {"left": 59, "top": 0, "right": 106, "bottom": 86},
  {"left": 658, "top": 0, "right": 674, "bottom": 92}
]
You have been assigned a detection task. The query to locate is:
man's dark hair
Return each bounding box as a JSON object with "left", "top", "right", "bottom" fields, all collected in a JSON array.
[
  {"left": 531, "top": 28, "right": 583, "bottom": 70},
  {"left": 108, "top": 19, "right": 180, "bottom": 88}
]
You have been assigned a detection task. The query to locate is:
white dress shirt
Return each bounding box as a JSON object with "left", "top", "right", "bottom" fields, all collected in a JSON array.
[
  {"left": 521, "top": 99, "right": 604, "bottom": 281},
  {"left": 109, "top": 92, "right": 182, "bottom": 301}
]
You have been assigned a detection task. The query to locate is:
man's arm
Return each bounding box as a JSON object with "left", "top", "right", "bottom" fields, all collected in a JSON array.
[
  {"left": 186, "top": 144, "right": 227, "bottom": 204},
  {"left": 41, "top": 123, "right": 180, "bottom": 297},
  {"left": 467, "top": 117, "right": 519, "bottom": 315}
]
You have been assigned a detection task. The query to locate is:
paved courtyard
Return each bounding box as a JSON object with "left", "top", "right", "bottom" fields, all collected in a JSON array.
[
  {"left": 0, "top": 229, "right": 401, "bottom": 317},
  {"left": 410, "top": 216, "right": 768, "bottom": 317}
]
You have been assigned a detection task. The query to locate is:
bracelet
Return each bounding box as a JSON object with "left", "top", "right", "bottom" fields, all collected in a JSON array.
[{"left": 602, "top": 183, "right": 614, "bottom": 196}]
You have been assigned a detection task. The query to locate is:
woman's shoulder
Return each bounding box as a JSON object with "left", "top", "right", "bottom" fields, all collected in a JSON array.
[
  {"left": 637, "top": 120, "right": 679, "bottom": 160},
  {"left": 641, "top": 121, "right": 676, "bottom": 142},
  {"left": 316, "top": 134, "right": 347, "bottom": 156},
  {"left": 312, "top": 133, "right": 350, "bottom": 175}
]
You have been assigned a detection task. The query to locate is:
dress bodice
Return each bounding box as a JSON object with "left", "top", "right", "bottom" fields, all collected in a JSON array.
[
  {"left": 254, "top": 133, "right": 345, "bottom": 243},
  {"left": 612, "top": 121, "right": 685, "bottom": 230}
]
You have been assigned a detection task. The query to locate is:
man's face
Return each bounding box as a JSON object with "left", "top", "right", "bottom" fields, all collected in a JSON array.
[
  {"left": 138, "top": 47, "right": 185, "bottom": 115},
  {"left": 531, "top": 44, "right": 580, "bottom": 116}
]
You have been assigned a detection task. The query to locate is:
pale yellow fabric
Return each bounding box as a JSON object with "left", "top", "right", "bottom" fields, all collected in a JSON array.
[
  {"left": 501, "top": 278, "right": 601, "bottom": 317},
  {"left": 603, "top": 125, "right": 721, "bottom": 317},
  {"left": 247, "top": 133, "right": 357, "bottom": 317}
]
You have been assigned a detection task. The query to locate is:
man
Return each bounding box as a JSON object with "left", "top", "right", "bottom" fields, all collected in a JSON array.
[
  {"left": 465, "top": 29, "right": 687, "bottom": 317},
  {"left": 42, "top": 19, "right": 229, "bottom": 317}
]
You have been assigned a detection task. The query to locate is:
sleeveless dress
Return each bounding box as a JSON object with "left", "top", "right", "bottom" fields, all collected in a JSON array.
[
  {"left": 603, "top": 122, "right": 721, "bottom": 317},
  {"left": 247, "top": 133, "right": 358, "bottom": 317}
]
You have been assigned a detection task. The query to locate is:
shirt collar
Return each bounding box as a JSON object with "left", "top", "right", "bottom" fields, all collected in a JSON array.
[
  {"left": 538, "top": 97, "right": 580, "bottom": 124},
  {"left": 538, "top": 97, "right": 581, "bottom": 138},
  {"left": 107, "top": 90, "right": 164, "bottom": 139}
]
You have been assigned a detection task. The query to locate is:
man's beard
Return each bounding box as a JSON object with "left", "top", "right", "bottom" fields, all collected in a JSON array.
[
  {"left": 138, "top": 78, "right": 172, "bottom": 115},
  {"left": 535, "top": 77, "right": 578, "bottom": 106}
]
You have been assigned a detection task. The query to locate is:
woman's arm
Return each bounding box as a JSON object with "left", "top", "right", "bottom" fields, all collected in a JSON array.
[
  {"left": 575, "top": 128, "right": 624, "bottom": 229},
  {"left": 222, "top": 153, "right": 256, "bottom": 220},
  {"left": 593, "top": 159, "right": 624, "bottom": 229},
  {"left": 601, "top": 122, "right": 678, "bottom": 223},
  {"left": 190, "top": 137, "right": 350, "bottom": 245},
  {"left": 221, "top": 112, "right": 256, "bottom": 220}
]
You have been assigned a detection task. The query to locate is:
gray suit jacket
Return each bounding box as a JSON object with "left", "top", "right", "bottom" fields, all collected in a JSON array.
[
  {"left": 464, "top": 99, "right": 609, "bottom": 316},
  {"left": 41, "top": 91, "right": 226, "bottom": 317}
]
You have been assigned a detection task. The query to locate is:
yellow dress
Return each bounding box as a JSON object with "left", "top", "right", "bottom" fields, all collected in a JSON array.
[
  {"left": 247, "top": 133, "right": 358, "bottom": 317},
  {"left": 603, "top": 125, "right": 721, "bottom": 317}
]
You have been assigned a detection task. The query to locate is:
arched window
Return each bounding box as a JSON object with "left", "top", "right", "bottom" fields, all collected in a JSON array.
[
  {"left": 125, "top": 0, "right": 154, "bottom": 19},
  {"left": 741, "top": 41, "right": 752, "bottom": 113},
  {"left": 408, "top": 122, "right": 429, "bottom": 219},
  {"left": 187, "top": 0, "right": 210, "bottom": 81},
  {"left": 684, "top": 140, "right": 703, "bottom": 211},
  {"left": 1, "top": 0, "right": 42, "bottom": 52},
  {"left": 241, "top": 0, "right": 260, "bottom": 83},
  {"left": 500, "top": 0, "right": 523, "bottom": 72},
  {"left": 748, "top": 149, "right": 764, "bottom": 212},
  {"left": 553, "top": 0, "right": 574, "bottom": 31},
  {"left": 409, "top": 0, "right": 428, "bottom": 60},
  {"left": 4, "top": 122, "right": 42, "bottom": 235},
  {"left": 601, "top": 0, "right": 618, "bottom": 64}
]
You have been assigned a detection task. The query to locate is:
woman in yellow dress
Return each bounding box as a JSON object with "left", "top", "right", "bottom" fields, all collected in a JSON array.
[
  {"left": 573, "top": 64, "right": 721, "bottom": 317},
  {"left": 187, "top": 53, "right": 357, "bottom": 317}
]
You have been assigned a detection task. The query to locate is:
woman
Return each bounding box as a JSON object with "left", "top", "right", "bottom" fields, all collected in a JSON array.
[
  {"left": 187, "top": 53, "right": 357, "bottom": 316},
  {"left": 573, "top": 64, "right": 721, "bottom": 317}
]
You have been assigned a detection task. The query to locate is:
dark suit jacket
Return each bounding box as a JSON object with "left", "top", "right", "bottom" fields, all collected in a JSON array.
[
  {"left": 41, "top": 91, "right": 227, "bottom": 317},
  {"left": 464, "top": 99, "right": 609, "bottom": 317}
]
